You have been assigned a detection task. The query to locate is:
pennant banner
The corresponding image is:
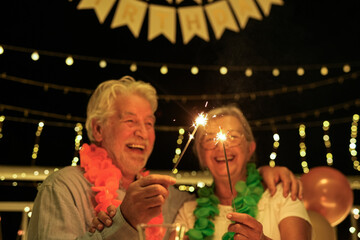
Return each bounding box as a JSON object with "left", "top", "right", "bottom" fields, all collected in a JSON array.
[
  {"left": 228, "top": 0, "right": 263, "bottom": 29},
  {"left": 204, "top": 1, "right": 239, "bottom": 39},
  {"left": 257, "top": 0, "right": 284, "bottom": 17},
  {"left": 178, "top": 6, "right": 209, "bottom": 44},
  {"left": 77, "top": 0, "right": 284, "bottom": 44},
  {"left": 148, "top": 4, "right": 176, "bottom": 43},
  {"left": 77, "top": 0, "right": 117, "bottom": 24},
  {"left": 111, "top": 0, "right": 147, "bottom": 38}
]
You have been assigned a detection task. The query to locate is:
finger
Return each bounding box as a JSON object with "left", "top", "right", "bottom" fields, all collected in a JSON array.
[
  {"left": 228, "top": 223, "right": 247, "bottom": 234},
  {"left": 139, "top": 174, "right": 176, "bottom": 188},
  {"left": 232, "top": 231, "right": 248, "bottom": 240},
  {"left": 290, "top": 175, "right": 299, "bottom": 201},
  {"left": 92, "top": 216, "right": 105, "bottom": 231},
  {"left": 92, "top": 216, "right": 102, "bottom": 228},
  {"left": 142, "top": 184, "right": 170, "bottom": 199},
  {"left": 228, "top": 223, "right": 255, "bottom": 240},
  {"left": 226, "top": 213, "right": 258, "bottom": 229},
  {"left": 280, "top": 172, "right": 291, "bottom": 198},
  {"left": 107, "top": 205, "right": 117, "bottom": 218},
  {"left": 143, "top": 194, "right": 166, "bottom": 208},
  {"left": 97, "top": 211, "right": 113, "bottom": 227},
  {"left": 89, "top": 226, "right": 96, "bottom": 233},
  {"left": 298, "top": 179, "right": 303, "bottom": 200},
  {"left": 266, "top": 178, "right": 277, "bottom": 196},
  {"left": 147, "top": 205, "right": 162, "bottom": 217}
]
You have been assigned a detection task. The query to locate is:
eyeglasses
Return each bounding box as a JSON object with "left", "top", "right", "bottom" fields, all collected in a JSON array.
[{"left": 200, "top": 130, "right": 246, "bottom": 150}]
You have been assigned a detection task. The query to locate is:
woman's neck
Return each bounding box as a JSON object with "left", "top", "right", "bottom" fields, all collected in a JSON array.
[{"left": 214, "top": 175, "right": 246, "bottom": 205}]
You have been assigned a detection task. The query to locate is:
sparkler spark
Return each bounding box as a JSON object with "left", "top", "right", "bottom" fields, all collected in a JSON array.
[{"left": 172, "top": 113, "right": 208, "bottom": 172}]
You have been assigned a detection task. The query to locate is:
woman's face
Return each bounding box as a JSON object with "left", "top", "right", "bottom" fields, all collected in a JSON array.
[{"left": 198, "top": 115, "right": 256, "bottom": 181}]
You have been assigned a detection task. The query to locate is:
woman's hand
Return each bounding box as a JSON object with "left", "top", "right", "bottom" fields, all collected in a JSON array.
[
  {"left": 227, "top": 213, "right": 271, "bottom": 240},
  {"left": 258, "top": 166, "right": 303, "bottom": 200}
]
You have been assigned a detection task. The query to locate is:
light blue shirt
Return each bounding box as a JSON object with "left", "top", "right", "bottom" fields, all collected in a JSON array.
[{"left": 27, "top": 166, "right": 194, "bottom": 239}]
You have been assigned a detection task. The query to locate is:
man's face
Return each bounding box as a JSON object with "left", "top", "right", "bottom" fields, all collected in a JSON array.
[{"left": 97, "top": 94, "right": 156, "bottom": 177}]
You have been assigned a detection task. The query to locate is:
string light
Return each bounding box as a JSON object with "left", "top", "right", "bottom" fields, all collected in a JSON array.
[
  {"left": 99, "top": 59, "right": 107, "bottom": 68},
  {"left": 219, "top": 66, "right": 228, "bottom": 75},
  {"left": 349, "top": 206, "right": 360, "bottom": 238},
  {"left": 297, "top": 67, "right": 305, "bottom": 76},
  {"left": 31, "top": 51, "right": 39, "bottom": 61},
  {"left": 349, "top": 114, "right": 359, "bottom": 171},
  {"left": 177, "top": 184, "right": 196, "bottom": 192},
  {"left": 245, "top": 68, "right": 253, "bottom": 77},
  {"left": 172, "top": 128, "right": 185, "bottom": 174},
  {"left": 0, "top": 115, "right": 5, "bottom": 139},
  {"left": 2, "top": 44, "right": 360, "bottom": 73},
  {"left": 130, "top": 63, "right": 137, "bottom": 72},
  {"left": 31, "top": 121, "right": 44, "bottom": 165},
  {"left": 320, "top": 66, "right": 328, "bottom": 76},
  {"left": 160, "top": 65, "right": 168, "bottom": 74},
  {"left": 65, "top": 56, "right": 74, "bottom": 66},
  {"left": 299, "top": 124, "right": 309, "bottom": 173},
  {"left": 269, "top": 132, "right": 280, "bottom": 167},
  {"left": 272, "top": 68, "right": 280, "bottom": 77},
  {"left": 71, "top": 123, "right": 83, "bottom": 166},
  {"left": 343, "top": 64, "right": 351, "bottom": 73},
  {"left": 322, "top": 120, "right": 333, "bottom": 166},
  {"left": 191, "top": 66, "right": 199, "bottom": 75},
  {"left": 2, "top": 71, "right": 359, "bottom": 102}
]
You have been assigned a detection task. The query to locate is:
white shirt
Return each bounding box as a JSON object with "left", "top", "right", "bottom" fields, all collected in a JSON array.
[{"left": 175, "top": 184, "right": 312, "bottom": 240}]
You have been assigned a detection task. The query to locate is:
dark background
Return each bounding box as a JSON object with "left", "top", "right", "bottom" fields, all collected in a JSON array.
[{"left": 0, "top": 0, "right": 360, "bottom": 239}]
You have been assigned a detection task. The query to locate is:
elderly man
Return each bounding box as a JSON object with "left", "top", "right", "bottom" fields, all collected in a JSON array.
[{"left": 27, "top": 76, "right": 301, "bottom": 239}]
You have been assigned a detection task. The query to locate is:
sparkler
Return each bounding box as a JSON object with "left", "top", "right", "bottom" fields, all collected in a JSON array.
[
  {"left": 216, "top": 128, "right": 236, "bottom": 211},
  {"left": 172, "top": 113, "right": 208, "bottom": 172}
]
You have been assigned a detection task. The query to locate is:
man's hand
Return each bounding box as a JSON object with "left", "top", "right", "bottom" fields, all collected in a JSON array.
[
  {"left": 89, "top": 205, "right": 117, "bottom": 233},
  {"left": 120, "top": 174, "right": 176, "bottom": 228},
  {"left": 258, "top": 166, "right": 302, "bottom": 200}
]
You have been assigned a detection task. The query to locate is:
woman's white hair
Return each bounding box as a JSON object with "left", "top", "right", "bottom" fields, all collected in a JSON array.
[
  {"left": 194, "top": 105, "right": 255, "bottom": 168},
  {"left": 85, "top": 76, "right": 158, "bottom": 142}
]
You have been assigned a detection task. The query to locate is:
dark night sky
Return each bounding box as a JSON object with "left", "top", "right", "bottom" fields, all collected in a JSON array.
[
  {"left": 0, "top": 0, "right": 360, "bottom": 175},
  {"left": 0, "top": 0, "right": 360, "bottom": 239}
]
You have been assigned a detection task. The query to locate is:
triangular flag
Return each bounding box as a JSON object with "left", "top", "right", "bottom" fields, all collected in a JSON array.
[
  {"left": 77, "top": 0, "right": 117, "bottom": 24},
  {"left": 204, "top": 0, "right": 239, "bottom": 39},
  {"left": 148, "top": 4, "right": 176, "bottom": 43},
  {"left": 178, "top": 6, "right": 209, "bottom": 44},
  {"left": 257, "top": 0, "right": 284, "bottom": 17},
  {"left": 228, "top": 0, "right": 262, "bottom": 29},
  {"left": 111, "top": 0, "right": 148, "bottom": 38}
]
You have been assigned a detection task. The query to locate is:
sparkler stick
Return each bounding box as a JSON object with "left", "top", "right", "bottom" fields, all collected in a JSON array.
[
  {"left": 172, "top": 113, "right": 208, "bottom": 172},
  {"left": 217, "top": 129, "right": 237, "bottom": 211}
]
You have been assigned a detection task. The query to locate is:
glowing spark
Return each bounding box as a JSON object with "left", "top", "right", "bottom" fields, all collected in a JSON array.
[
  {"left": 216, "top": 130, "right": 227, "bottom": 142},
  {"left": 172, "top": 113, "right": 208, "bottom": 172},
  {"left": 194, "top": 112, "right": 208, "bottom": 127}
]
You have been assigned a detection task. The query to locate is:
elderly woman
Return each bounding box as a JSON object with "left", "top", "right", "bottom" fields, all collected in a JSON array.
[{"left": 174, "top": 105, "right": 312, "bottom": 240}]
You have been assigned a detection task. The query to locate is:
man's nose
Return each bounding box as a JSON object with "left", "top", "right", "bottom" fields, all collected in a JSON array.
[{"left": 134, "top": 122, "right": 148, "bottom": 139}]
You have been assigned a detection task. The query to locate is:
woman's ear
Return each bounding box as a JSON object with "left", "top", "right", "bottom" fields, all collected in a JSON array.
[
  {"left": 91, "top": 119, "right": 103, "bottom": 142},
  {"left": 248, "top": 141, "right": 256, "bottom": 156}
]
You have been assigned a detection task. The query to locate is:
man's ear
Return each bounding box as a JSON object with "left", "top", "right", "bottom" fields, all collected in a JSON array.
[{"left": 91, "top": 119, "right": 103, "bottom": 142}]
